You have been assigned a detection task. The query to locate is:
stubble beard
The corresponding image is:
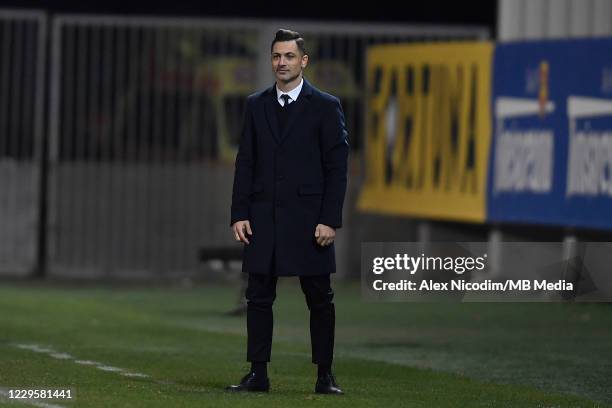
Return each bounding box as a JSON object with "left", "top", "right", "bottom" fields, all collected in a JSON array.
[{"left": 278, "top": 70, "right": 301, "bottom": 85}]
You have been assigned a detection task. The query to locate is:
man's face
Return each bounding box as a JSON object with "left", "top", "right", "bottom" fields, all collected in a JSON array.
[{"left": 271, "top": 40, "right": 308, "bottom": 84}]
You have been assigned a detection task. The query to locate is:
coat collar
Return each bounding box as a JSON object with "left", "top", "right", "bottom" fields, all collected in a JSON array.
[
  {"left": 275, "top": 77, "right": 304, "bottom": 105},
  {"left": 267, "top": 77, "right": 314, "bottom": 99}
]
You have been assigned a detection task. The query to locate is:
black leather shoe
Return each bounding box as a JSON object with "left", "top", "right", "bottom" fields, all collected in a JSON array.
[
  {"left": 226, "top": 371, "right": 270, "bottom": 392},
  {"left": 315, "top": 373, "right": 344, "bottom": 395}
]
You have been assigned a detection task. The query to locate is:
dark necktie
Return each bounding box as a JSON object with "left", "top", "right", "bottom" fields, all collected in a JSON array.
[{"left": 281, "top": 94, "right": 291, "bottom": 108}]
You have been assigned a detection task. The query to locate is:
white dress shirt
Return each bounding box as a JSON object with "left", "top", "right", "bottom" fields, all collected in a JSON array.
[{"left": 276, "top": 78, "right": 304, "bottom": 107}]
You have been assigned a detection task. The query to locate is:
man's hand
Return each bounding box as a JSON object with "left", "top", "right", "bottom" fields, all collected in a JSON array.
[
  {"left": 315, "top": 224, "right": 335, "bottom": 246},
  {"left": 232, "top": 220, "right": 252, "bottom": 245}
]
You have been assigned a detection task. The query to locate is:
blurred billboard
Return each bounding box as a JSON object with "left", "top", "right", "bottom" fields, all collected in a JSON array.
[{"left": 358, "top": 42, "right": 493, "bottom": 223}]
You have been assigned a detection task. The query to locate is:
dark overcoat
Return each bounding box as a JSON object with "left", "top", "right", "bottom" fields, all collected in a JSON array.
[{"left": 230, "top": 78, "right": 349, "bottom": 276}]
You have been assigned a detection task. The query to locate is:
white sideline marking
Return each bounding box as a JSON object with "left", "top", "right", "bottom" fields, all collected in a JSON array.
[
  {"left": 74, "top": 360, "right": 100, "bottom": 366},
  {"left": 49, "top": 353, "right": 72, "bottom": 360},
  {"left": 0, "top": 388, "right": 67, "bottom": 408},
  {"left": 121, "top": 372, "right": 150, "bottom": 378},
  {"left": 96, "top": 366, "right": 125, "bottom": 373},
  {"left": 14, "top": 344, "right": 150, "bottom": 380},
  {"left": 16, "top": 345, "right": 54, "bottom": 354}
]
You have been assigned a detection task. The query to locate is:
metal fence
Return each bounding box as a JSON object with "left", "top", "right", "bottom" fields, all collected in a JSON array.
[
  {"left": 47, "top": 18, "right": 262, "bottom": 278},
  {"left": 0, "top": 10, "right": 46, "bottom": 277},
  {"left": 1, "top": 10, "right": 488, "bottom": 279}
]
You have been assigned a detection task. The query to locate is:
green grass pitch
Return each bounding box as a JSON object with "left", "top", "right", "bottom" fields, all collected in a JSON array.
[{"left": 0, "top": 280, "right": 610, "bottom": 407}]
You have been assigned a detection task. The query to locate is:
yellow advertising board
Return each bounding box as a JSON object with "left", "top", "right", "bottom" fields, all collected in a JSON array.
[{"left": 357, "top": 42, "right": 493, "bottom": 222}]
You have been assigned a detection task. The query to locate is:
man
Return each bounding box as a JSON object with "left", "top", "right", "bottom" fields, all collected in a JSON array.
[{"left": 226, "top": 29, "right": 349, "bottom": 395}]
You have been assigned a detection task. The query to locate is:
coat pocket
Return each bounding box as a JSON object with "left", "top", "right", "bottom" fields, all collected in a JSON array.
[{"left": 250, "top": 182, "right": 271, "bottom": 202}]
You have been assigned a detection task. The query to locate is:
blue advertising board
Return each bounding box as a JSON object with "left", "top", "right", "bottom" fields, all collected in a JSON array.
[{"left": 487, "top": 38, "right": 612, "bottom": 230}]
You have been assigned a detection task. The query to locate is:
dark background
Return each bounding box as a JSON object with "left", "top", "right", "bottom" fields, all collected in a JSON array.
[{"left": 0, "top": 0, "right": 496, "bottom": 33}]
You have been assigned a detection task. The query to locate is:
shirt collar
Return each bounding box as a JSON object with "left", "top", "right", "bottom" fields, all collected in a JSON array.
[{"left": 276, "top": 77, "right": 304, "bottom": 105}]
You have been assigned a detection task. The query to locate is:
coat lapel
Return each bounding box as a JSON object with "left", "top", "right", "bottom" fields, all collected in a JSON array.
[
  {"left": 263, "top": 86, "right": 281, "bottom": 144},
  {"left": 279, "top": 79, "right": 313, "bottom": 145},
  {"left": 263, "top": 78, "right": 314, "bottom": 146}
]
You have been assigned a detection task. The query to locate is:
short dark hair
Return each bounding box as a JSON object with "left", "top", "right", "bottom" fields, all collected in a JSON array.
[{"left": 271, "top": 29, "right": 307, "bottom": 56}]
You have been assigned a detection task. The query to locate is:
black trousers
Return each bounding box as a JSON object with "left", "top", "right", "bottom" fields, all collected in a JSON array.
[{"left": 245, "top": 273, "right": 335, "bottom": 364}]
